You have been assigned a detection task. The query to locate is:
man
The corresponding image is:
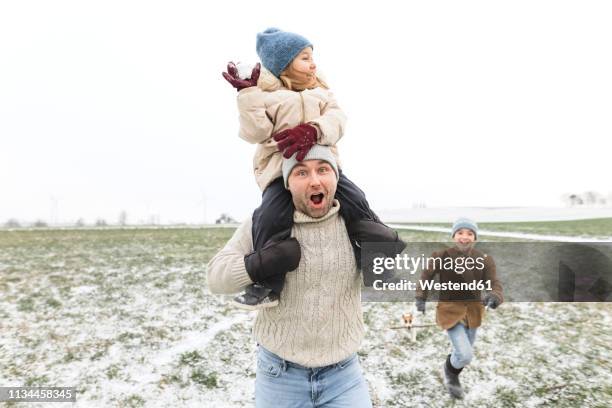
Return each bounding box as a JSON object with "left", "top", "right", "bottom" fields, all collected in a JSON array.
[{"left": 207, "top": 145, "right": 404, "bottom": 407}]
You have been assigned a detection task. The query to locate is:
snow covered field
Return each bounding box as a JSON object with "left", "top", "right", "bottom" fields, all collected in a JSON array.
[{"left": 1, "top": 227, "right": 610, "bottom": 407}]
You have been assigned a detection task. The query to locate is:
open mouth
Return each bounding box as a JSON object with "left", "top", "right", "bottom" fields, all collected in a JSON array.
[{"left": 310, "top": 193, "right": 324, "bottom": 206}]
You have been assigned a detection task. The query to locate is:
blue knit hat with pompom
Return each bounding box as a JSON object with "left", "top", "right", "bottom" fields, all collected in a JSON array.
[{"left": 256, "top": 27, "right": 313, "bottom": 78}]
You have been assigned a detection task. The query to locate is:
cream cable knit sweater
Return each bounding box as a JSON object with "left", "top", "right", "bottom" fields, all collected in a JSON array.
[{"left": 206, "top": 201, "right": 364, "bottom": 367}]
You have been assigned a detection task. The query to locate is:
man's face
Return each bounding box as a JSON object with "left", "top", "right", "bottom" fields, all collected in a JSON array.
[
  {"left": 287, "top": 159, "right": 337, "bottom": 218},
  {"left": 453, "top": 228, "right": 476, "bottom": 252}
]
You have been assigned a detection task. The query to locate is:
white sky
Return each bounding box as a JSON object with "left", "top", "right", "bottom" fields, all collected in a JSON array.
[{"left": 1, "top": 1, "right": 611, "bottom": 225}]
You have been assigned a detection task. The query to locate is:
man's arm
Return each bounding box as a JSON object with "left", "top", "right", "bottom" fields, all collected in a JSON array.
[{"left": 206, "top": 219, "right": 254, "bottom": 295}]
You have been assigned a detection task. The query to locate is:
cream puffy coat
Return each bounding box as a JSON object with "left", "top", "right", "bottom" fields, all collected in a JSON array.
[{"left": 236, "top": 67, "right": 346, "bottom": 191}]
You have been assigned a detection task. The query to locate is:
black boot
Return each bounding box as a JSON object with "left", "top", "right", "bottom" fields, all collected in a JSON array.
[
  {"left": 232, "top": 283, "right": 279, "bottom": 310},
  {"left": 443, "top": 354, "right": 464, "bottom": 399}
]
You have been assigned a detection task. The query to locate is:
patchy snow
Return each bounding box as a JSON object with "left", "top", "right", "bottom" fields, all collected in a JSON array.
[
  {"left": 71, "top": 285, "right": 98, "bottom": 295},
  {"left": 152, "top": 312, "right": 251, "bottom": 367}
]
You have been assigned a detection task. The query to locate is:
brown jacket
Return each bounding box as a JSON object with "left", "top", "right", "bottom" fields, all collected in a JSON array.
[
  {"left": 236, "top": 67, "right": 346, "bottom": 191},
  {"left": 415, "top": 246, "right": 503, "bottom": 330}
]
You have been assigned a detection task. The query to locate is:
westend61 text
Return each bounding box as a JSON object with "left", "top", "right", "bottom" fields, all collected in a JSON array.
[{"left": 372, "top": 279, "right": 493, "bottom": 291}]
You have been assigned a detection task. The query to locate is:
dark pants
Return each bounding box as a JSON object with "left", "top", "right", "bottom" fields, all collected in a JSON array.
[{"left": 251, "top": 171, "right": 381, "bottom": 294}]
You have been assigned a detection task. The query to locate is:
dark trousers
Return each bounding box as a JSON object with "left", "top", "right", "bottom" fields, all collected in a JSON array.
[{"left": 251, "top": 171, "right": 381, "bottom": 294}]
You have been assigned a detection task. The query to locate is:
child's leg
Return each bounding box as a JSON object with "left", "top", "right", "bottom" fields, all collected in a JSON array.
[
  {"left": 335, "top": 171, "right": 381, "bottom": 224},
  {"left": 336, "top": 171, "right": 405, "bottom": 274},
  {"left": 335, "top": 171, "right": 380, "bottom": 265},
  {"left": 252, "top": 177, "right": 295, "bottom": 251},
  {"left": 447, "top": 323, "right": 476, "bottom": 369},
  {"left": 251, "top": 176, "right": 295, "bottom": 295},
  {"left": 467, "top": 326, "right": 477, "bottom": 347}
]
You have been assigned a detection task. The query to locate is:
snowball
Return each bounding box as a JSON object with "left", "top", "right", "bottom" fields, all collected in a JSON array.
[{"left": 235, "top": 62, "right": 254, "bottom": 80}]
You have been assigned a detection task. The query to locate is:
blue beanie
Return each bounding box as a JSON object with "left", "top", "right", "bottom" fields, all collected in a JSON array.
[
  {"left": 451, "top": 218, "right": 479, "bottom": 240},
  {"left": 256, "top": 27, "right": 313, "bottom": 78}
]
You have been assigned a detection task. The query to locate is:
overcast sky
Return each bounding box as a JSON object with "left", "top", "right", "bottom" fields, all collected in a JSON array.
[{"left": 1, "top": 1, "right": 611, "bottom": 225}]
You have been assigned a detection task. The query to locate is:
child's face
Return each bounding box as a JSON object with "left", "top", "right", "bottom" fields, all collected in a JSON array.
[
  {"left": 290, "top": 47, "right": 316, "bottom": 76},
  {"left": 453, "top": 228, "right": 476, "bottom": 251}
]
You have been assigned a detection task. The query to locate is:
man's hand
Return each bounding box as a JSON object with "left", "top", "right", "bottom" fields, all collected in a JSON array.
[
  {"left": 244, "top": 234, "right": 301, "bottom": 283},
  {"left": 273, "top": 123, "right": 318, "bottom": 161},
  {"left": 222, "top": 62, "right": 261, "bottom": 92},
  {"left": 415, "top": 298, "right": 426, "bottom": 314},
  {"left": 483, "top": 293, "right": 501, "bottom": 309}
]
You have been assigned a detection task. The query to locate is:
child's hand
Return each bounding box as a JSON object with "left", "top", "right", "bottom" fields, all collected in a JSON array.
[
  {"left": 482, "top": 293, "right": 500, "bottom": 309},
  {"left": 222, "top": 62, "right": 261, "bottom": 91},
  {"left": 273, "top": 123, "right": 318, "bottom": 161}
]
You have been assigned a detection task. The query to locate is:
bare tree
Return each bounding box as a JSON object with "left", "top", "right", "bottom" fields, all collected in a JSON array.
[
  {"left": 564, "top": 191, "right": 610, "bottom": 207},
  {"left": 583, "top": 191, "right": 601, "bottom": 206},
  {"left": 567, "top": 194, "right": 583, "bottom": 206},
  {"left": 95, "top": 218, "right": 107, "bottom": 227},
  {"left": 119, "top": 211, "right": 128, "bottom": 226},
  {"left": 596, "top": 194, "right": 607, "bottom": 205},
  {"left": 33, "top": 220, "right": 48, "bottom": 228},
  {"left": 215, "top": 213, "right": 237, "bottom": 224},
  {"left": 75, "top": 218, "right": 85, "bottom": 227},
  {"left": 4, "top": 219, "right": 21, "bottom": 228}
]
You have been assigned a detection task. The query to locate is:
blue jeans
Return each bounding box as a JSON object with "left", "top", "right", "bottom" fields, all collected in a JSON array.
[
  {"left": 255, "top": 346, "right": 372, "bottom": 408},
  {"left": 447, "top": 322, "right": 478, "bottom": 369}
]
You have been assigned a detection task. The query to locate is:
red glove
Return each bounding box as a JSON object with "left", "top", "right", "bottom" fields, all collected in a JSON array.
[
  {"left": 222, "top": 62, "right": 261, "bottom": 91},
  {"left": 273, "top": 124, "right": 318, "bottom": 161}
]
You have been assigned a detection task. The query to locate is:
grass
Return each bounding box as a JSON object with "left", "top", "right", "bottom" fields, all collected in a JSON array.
[
  {"left": 395, "top": 217, "right": 612, "bottom": 238},
  {"left": 190, "top": 369, "right": 218, "bottom": 388},
  {"left": 481, "top": 218, "right": 612, "bottom": 237},
  {"left": 179, "top": 351, "right": 205, "bottom": 366},
  {"left": 0, "top": 226, "right": 610, "bottom": 407}
]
